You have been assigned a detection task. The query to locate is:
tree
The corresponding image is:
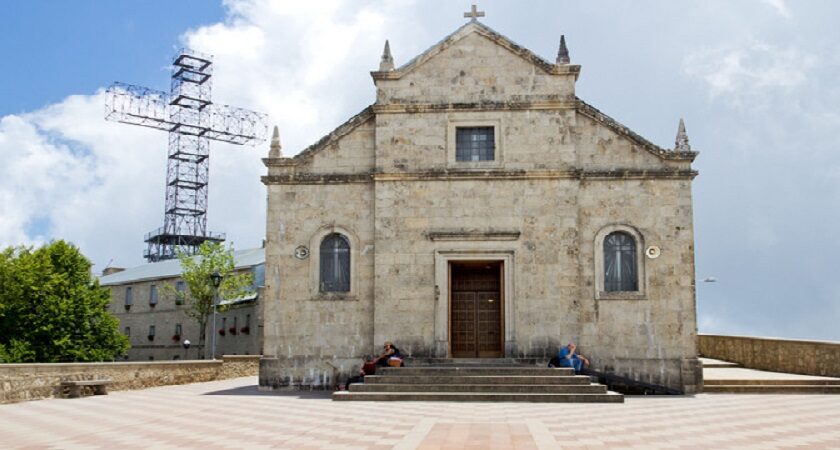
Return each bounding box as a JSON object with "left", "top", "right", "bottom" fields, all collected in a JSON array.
[
  {"left": 164, "top": 242, "right": 253, "bottom": 358},
  {"left": 0, "top": 241, "right": 129, "bottom": 363}
]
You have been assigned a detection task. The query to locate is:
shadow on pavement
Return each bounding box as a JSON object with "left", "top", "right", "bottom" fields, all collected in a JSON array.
[{"left": 203, "top": 384, "right": 332, "bottom": 399}]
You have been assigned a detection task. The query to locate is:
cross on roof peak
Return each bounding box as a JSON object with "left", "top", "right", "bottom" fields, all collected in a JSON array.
[{"left": 464, "top": 4, "right": 485, "bottom": 21}]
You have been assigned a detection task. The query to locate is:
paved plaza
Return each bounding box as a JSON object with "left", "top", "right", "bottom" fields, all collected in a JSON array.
[{"left": 1, "top": 376, "right": 839, "bottom": 449}]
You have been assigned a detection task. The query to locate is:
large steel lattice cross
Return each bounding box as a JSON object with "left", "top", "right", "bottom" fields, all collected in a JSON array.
[{"left": 106, "top": 49, "right": 267, "bottom": 262}]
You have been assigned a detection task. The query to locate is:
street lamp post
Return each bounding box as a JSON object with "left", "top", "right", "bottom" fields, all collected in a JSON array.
[{"left": 210, "top": 271, "right": 223, "bottom": 360}]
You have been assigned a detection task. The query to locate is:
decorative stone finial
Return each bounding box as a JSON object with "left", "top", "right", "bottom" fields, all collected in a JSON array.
[
  {"left": 379, "top": 40, "right": 394, "bottom": 72},
  {"left": 464, "top": 4, "right": 485, "bottom": 21},
  {"left": 556, "top": 35, "right": 570, "bottom": 65},
  {"left": 269, "top": 125, "right": 282, "bottom": 157},
  {"left": 674, "top": 118, "right": 691, "bottom": 152}
]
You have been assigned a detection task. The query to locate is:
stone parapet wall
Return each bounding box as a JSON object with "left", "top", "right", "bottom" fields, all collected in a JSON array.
[
  {"left": 699, "top": 334, "right": 840, "bottom": 377},
  {"left": 0, "top": 355, "right": 260, "bottom": 404},
  {"left": 220, "top": 355, "right": 261, "bottom": 379}
]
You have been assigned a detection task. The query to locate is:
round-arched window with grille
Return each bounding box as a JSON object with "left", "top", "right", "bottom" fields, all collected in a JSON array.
[
  {"left": 319, "top": 233, "right": 350, "bottom": 292},
  {"left": 603, "top": 231, "right": 638, "bottom": 292}
]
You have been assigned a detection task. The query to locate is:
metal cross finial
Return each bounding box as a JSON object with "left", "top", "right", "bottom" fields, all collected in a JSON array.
[{"left": 464, "top": 4, "right": 485, "bottom": 21}]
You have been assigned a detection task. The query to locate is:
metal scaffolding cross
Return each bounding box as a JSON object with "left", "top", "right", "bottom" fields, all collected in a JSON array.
[{"left": 105, "top": 48, "right": 268, "bottom": 262}]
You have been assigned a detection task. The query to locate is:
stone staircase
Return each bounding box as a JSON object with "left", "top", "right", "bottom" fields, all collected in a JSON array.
[
  {"left": 701, "top": 357, "right": 840, "bottom": 394},
  {"left": 704, "top": 379, "right": 840, "bottom": 394},
  {"left": 333, "top": 365, "right": 624, "bottom": 402}
]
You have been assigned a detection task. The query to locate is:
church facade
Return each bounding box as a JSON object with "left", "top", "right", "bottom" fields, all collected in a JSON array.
[{"left": 260, "top": 18, "right": 702, "bottom": 393}]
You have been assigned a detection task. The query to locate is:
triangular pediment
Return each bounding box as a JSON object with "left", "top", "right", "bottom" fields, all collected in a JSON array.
[
  {"left": 373, "top": 21, "right": 574, "bottom": 80},
  {"left": 272, "top": 21, "right": 695, "bottom": 166}
]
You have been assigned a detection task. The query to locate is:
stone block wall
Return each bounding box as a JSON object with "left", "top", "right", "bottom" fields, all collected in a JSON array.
[
  {"left": 262, "top": 181, "right": 375, "bottom": 389},
  {"left": 259, "top": 355, "right": 350, "bottom": 391},
  {"left": 0, "top": 355, "right": 260, "bottom": 404},
  {"left": 699, "top": 334, "right": 840, "bottom": 378}
]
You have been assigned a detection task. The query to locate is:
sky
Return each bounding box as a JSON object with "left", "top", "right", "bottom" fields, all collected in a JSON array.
[{"left": 1, "top": 0, "right": 839, "bottom": 341}]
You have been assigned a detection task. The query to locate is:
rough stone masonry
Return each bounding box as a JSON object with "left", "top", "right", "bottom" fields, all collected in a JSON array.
[{"left": 260, "top": 17, "right": 702, "bottom": 393}]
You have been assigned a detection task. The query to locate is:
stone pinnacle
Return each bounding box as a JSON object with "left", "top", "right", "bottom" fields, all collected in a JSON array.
[
  {"left": 269, "top": 125, "right": 282, "bottom": 158},
  {"left": 379, "top": 40, "right": 395, "bottom": 72},
  {"left": 674, "top": 118, "right": 691, "bottom": 152},
  {"left": 556, "top": 35, "right": 570, "bottom": 65}
]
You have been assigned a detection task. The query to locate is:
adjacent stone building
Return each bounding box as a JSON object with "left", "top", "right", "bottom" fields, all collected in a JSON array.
[
  {"left": 260, "top": 16, "right": 702, "bottom": 392},
  {"left": 102, "top": 247, "right": 265, "bottom": 361}
]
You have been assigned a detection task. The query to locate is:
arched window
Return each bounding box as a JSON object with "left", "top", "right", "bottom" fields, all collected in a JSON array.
[
  {"left": 604, "top": 232, "right": 638, "bottom": 292},
  {"left": 320, "top": 233, "right": 350, "bottom": 292}
]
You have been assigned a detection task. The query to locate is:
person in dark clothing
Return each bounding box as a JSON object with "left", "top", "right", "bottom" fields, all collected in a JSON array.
[
  {"left": 344, "top": 355, "right": 377, "bottom": 389},
  {"left": 374, "top": 341, "right": 404, "bottom": 367}
]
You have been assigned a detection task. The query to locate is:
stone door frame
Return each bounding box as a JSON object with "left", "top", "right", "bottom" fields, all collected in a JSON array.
[{"left": 433, "top": 249, "right": 515, "bottom": 358}]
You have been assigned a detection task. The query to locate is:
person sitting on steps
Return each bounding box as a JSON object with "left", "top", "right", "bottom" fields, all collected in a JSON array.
[
  {"left": 344, "top": 355, "right": 377, "bottom": 389},
  {"left": 374, "top": 341, "right": 404, "bottom": 367},
  {"left": 554, "top": 342, "right": 589, "bottom": 373}
]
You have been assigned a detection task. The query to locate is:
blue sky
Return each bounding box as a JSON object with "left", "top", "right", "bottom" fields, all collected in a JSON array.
[
  {"left": 1, "top": 0, "right": 839, "bottom": 341},
  {"left": 0, "top": 1, "right": 224, "bottom": 115}
]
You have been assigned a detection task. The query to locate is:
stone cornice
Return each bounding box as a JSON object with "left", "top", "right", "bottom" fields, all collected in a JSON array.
[
  {"left": 262, "top": 158, "right": 297, "bottom": 167},
  {"left": 372, "top": 100, "right": 576, "bottom": 114},
  {"left": 374, "top": 170, "right": 576, "bottom": 181},
  {"left": 262, "top": 173, "right": 373, "bottom": 185},
  {"left": 280, "top": 106, "right": 375, "bottom": 164},
  {"left": 580, "top": 169, "right": 698, "bottom": 180},
  {"left": 261, "top": 169, "right": 698, "bottom": 185},
  {"left": 575, "top": 99, "right": 699, "bottom": 162},
  {"left": 426, "top": 230, "right": 521, "bottom": 241}
]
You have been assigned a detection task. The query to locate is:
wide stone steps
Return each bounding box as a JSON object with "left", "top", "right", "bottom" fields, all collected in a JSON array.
[
  {"left": 333, "top": 366, "right": 623, "bottom": 403},
  {"left": 333, "top": 391, "right": 624, "bottom": 402},
  {"left": 705, "top": 379, "right": 840, "bottom": 386},
  {"left": 378, "top": 367, "right": 575, "bottom": 376},
  {"left": 349, "top": 383, "right": 609, "bottom": 394},
  {"left": 701, "top": 357, "right": 840, "bottom": 394},
  {"left": 365, "top": 375, "right": 591, "bottom": 385},
  {"left": 704, "top": 385, "right": 840, "bottom": 394},
  {"left": 704, "top": 377, "right": 840, "bottom": 393}
]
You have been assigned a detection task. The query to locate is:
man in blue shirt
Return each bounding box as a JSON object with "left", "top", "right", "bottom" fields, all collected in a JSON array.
[{"left": 557, "top": 342, "right": 590, "bottom": 373}]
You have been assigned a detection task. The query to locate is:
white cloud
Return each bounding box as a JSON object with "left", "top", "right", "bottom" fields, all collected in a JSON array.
[
  {"left": 182, "top": 0, "right": 413, "bottom": 154},
  {"left": 0, "top": 93, "right": 169, "bottom": 268},
  {"left": 0, "top": 0, "right": 420, "bottom": 271},
  {"left": 0, "top": 112, "right": 97, "bottom": 246},
  {"left": 682, "top": 40, "right": 816, "bottom": 107},
  {"left": 761, "top": 0, "right": 791, "bottom": 19}
]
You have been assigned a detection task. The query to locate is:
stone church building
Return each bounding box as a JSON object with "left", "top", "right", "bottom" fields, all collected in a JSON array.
[{"left": 260, "top": 15, "right": 702, "bottom": 393}]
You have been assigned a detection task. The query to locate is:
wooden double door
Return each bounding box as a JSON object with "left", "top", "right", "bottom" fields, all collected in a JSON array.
[{"left": 450, "top": 261, "right": 503, "bottom": 358}]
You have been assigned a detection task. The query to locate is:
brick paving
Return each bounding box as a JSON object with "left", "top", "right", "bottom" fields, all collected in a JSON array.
[{"left": 1, "top": 376, "right": 839, "bottom": 449}]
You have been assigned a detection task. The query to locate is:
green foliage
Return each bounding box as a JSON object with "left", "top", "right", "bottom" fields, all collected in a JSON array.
[
  {"left": 0, "top": 241, "right": 129, "bottom": 363},
  {"left": 162, "top": 242, "right": 253, "bottom": 351}
]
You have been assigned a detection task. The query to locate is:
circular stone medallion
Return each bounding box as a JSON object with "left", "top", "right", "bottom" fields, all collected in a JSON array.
[{"left": 294, "top": 245, "right": 310, "bottom": 260}]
